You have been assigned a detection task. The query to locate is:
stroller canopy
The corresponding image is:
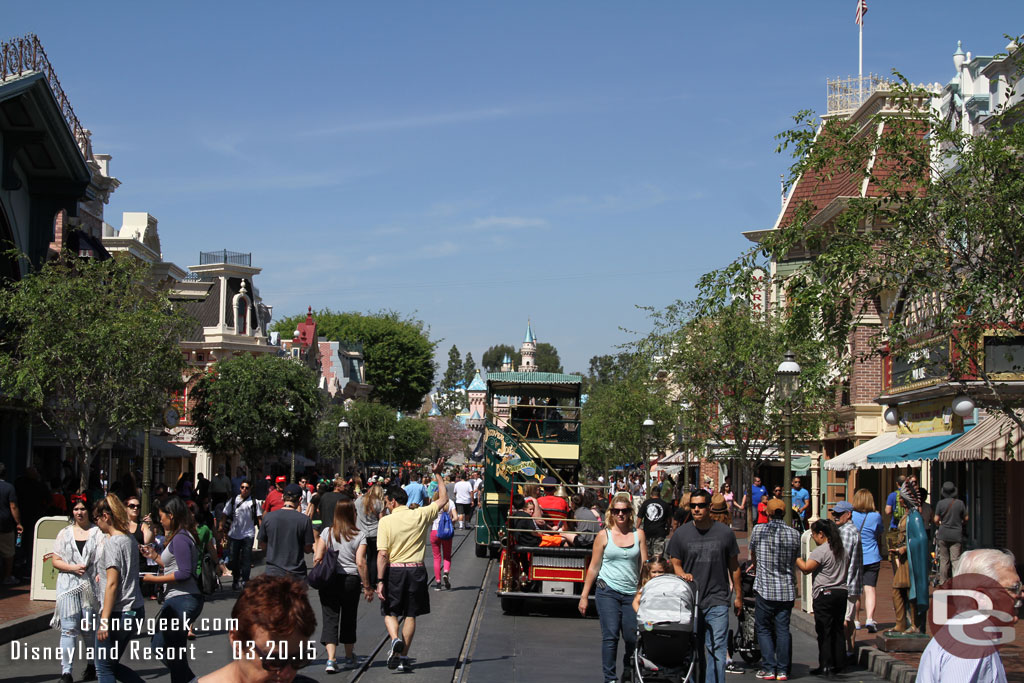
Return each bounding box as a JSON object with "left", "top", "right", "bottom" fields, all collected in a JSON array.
[{"left": 636, "top": 574, "right": 697, "bottom": 632}]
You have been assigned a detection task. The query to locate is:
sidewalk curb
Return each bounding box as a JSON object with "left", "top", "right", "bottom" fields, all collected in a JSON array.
[
  {"left": 790, "top": 607, "right": 918, "bottom": 683},
  {"left": 0, "top": 610, "right": 53, "bottom": 645}
]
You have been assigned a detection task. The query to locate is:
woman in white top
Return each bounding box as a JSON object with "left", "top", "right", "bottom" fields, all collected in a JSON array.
[
  {"left": 51, "top": 494, "right": 103, "bottom": 683},
  {"left": 313, "top": 498, "right": 371, "bottom": 673},
  {"left": 430, "top": 488, "right": 458, "bottom": 590}
]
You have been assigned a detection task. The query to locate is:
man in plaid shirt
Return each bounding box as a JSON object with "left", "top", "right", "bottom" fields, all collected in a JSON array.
[
  {"left": 748, "top": 498, "right": 801, "bottom": 680},
  {"left": 832, "top": 500, "right": 863, "bottom": 660}
]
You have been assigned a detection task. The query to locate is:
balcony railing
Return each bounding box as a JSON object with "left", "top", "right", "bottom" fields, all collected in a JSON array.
[
  {"left": 0, "top": 34, "right": 84, "bottom": 152},
  {"left": 826, "top": 74, "right": 892, "bottom": 116},
  {"left": 199, "top": 250, "right": 251, "bottom": 267}
]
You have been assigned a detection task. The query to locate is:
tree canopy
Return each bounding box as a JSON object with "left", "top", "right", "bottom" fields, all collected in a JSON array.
[
  {"left": 481, "top": 341, "right": 563, "bottom": 373},
  {"left": 0, "top": 256, "right": 191, "bottom": 490},
  {"left": 437, "top": 344, "right": 466, "bottom": 416},
  {"left": 704, "top": 57, "right": 1024, "bottom": 418},
  {"left": 274, "top": 309, "right": 436, "bottom": 412},
  {"left": 190, "top": 353, "right": 322, "bottom": 475}
]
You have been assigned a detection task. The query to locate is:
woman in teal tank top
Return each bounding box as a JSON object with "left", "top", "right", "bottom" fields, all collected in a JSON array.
[{"left": 579, "top": 492, "right": 649, "bottom": 683}]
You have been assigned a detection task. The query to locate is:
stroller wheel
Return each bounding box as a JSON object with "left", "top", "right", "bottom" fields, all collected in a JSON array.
[{"left": 739, "top": 649, "right": 762, "bottom": 665}]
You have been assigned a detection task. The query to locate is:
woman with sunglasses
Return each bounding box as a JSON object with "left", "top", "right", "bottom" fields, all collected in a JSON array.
[
  {"left": 124, "top": 494, "right": 154, "bottom": 572},
  {"left": 50, "top": 494, "right": 103, "bottom": 683},
  {"left": 141, "top": 495, "right": 204, "bottom": 683},
  {"left": 93, "top": 493, "right": 146, "bottom": 683},
  {"left": 579, "top": 491, "right": 648, "bottom": 683}
]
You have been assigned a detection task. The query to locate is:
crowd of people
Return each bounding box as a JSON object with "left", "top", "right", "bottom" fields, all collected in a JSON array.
[
  {"left": 12, "top": 457, "right": 482, "bottom": 682},
  {"left": 547, "top": 471, "right": 1021, "bottom": 683}
]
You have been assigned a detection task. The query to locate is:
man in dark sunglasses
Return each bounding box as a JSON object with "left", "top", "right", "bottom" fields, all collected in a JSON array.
[{"left": 666, "top": 489, "right": 742, "bottom": 683}]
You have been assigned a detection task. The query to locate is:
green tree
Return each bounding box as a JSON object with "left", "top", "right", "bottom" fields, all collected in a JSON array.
[
  {"left": 437, "top": 344, "right": 466, "bottom": 416},
  {"left": 482, "top": 344, "right": 517, "bottom": 372},
  {"left": 581, "top": 353, "right": 637, "bottom": 393},
  {"left": 342, "top": 400, "right": 398, "bottom": 466},
  {"left": 0, "top": 256, "right": 191, "bottom": 491},
  {"left": 190, "top": 354, "right": 322, "bottom": 475},
  {"left": 580, "top": 372, "right": 675, "bottom": 476},
  {"left": 710, "top": 52, "right": 1024, "bottom": 424},
  {"left": 463, "top": 352, "right": 477, "bottom": 388},
  {"left": 275, "top": 310, "right": 436, "bottom": 412},
  {"left": 534, "top": 342, "right": 563, "bottom": 373}
]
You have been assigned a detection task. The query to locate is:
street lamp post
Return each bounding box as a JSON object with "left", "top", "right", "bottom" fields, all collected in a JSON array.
[
  {"left": 776, "top": 350, "right": 802, "bottom": 528},
  {"left": 337, "top": 419, "right": 350, "bottom": 480},
  {"left": 642, "top": 416, "right": 655, "bottom": 494},
  {"left": 387, "top": 434, "right": 396, "bottom": 479}
]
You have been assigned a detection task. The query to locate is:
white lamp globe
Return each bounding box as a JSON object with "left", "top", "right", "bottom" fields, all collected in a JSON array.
[
  {"left": 883, "top": 406, "right": 899, "bottom": 426},
  {"left": 951, "top": 395, "right": 975, "bottom": 418}
]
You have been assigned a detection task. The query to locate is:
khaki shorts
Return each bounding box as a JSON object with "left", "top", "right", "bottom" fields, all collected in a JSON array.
[
  {"left": 0, "top": 531, "right": 14, "bottom": 559},
  {"left": 844, "top": 595, "right": 858, "bottom": 622}
]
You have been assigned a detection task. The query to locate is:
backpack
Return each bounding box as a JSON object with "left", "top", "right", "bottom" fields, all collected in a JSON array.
[
  {"left": 436, "top": 507, "right": 454, "bottom": 541},
  {"left": 198, "top": 550, "right": 218, "bottom": 595}
]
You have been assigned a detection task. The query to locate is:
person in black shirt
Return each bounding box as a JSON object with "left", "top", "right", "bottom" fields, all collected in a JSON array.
[
  {"left": 508, "top": 495, "right": 542, "bottom": 547},
  {"left": 638, "top": 486, "right": 670, "bottom": 558}
]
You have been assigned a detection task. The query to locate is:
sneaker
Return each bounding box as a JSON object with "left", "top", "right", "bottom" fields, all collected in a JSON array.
[
  {"left": 755, "top": 671, "right": 776, "bottom": 680},
  {"left": 433, "top": 583, "right": 443, "bottom": 591},
  {"left": 865, "top": 620, "right": 877, "bottom": 633},
  {"left": 341, "top": 655, "right": 360, "bottom": 669},
  {"left": 231, "top": 580, "right": 239, "bottom": 591},
  {"left": 776, "top": 674, "right": 788, "bottom": 681},
  {"left": 726, "top": 662, "right": 743, "bottom": 674},
  {"left": 442, "top": 573, "right": 451, "bottom": 590},
  {"left": 854, "top": 620, "right": 862, "bottom": 630},
  {"left": 325, "top": 660, "right": 338, "bottom": 674},
  {"left": 387, "top": 638, "right": 405, "bottom": 670},
  {"left": 59, "top": 674, "right": 74, "bottom": 683},
  {"left": 396, "top": 658, "right": 413, "bottom": 673},
  {"left": 82, "top": 663, "right": 97, "bottom": 681}
]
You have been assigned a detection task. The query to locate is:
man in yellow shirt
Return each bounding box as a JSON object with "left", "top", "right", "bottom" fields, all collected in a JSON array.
[{"left": 376, "top": 456, "right": 448, "bottom": 672}]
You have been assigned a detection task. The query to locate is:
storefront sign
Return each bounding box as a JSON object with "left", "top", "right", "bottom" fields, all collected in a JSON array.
[{"left": 897, "top": 398, "right": 955, "bottom": 435}]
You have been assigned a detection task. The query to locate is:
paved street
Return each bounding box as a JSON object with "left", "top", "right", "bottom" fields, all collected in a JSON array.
[{"left": 0, "top": 525, "right": 889, "bottom": 683}]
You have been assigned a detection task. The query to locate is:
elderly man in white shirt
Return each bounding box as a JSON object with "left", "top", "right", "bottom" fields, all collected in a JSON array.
[{"left": 917, "top": 548, "right": 1022, "bottom": 683}]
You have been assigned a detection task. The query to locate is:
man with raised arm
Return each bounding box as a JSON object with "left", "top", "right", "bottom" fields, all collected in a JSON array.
[{"left": 376, "top": 457, "right": 447, "bottom": 673}]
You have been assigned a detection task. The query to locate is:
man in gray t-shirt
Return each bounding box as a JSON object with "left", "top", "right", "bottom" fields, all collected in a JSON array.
[
  {"left": 933, "top": 481, "right": 968, "bottom": 583},
  {"left": 258, "top": 484, "right": 314, "bottom": 579}
]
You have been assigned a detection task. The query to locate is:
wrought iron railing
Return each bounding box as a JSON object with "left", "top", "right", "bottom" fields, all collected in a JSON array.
[
  {"left": 199, "top": 250, "right": 251, "bottom": 266},
  {"left": 826, "top": 74, "right": 892, "bottom": 116},
  {"left": 0, "top": 34, "right": 84, "bottom": 151}
]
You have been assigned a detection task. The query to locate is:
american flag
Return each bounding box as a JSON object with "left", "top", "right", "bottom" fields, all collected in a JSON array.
[{"left": 855, "top": 0, "right": 868, "bottom": 26}]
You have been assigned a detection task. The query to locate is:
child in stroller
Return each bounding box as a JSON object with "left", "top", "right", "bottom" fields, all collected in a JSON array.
[
  {"left": 728, "top": 560, "right": 761, "bottom": 666},
  {"left": 633, "top": 558, "right": 699, "bottom": 683}
]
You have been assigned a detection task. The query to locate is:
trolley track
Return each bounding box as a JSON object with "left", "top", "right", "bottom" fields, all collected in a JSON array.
[{"left": 344, "top": 529, "right": 491, "bottom": 683}]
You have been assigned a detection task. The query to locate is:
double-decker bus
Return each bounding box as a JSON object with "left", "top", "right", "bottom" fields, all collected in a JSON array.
[{"left": 475, "top": 371, "right": 590, "bottom": 612}]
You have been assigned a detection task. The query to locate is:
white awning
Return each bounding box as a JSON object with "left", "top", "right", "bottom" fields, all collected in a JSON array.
[{"left": 825, "top": 431, "right": 905, "bottom": 471}]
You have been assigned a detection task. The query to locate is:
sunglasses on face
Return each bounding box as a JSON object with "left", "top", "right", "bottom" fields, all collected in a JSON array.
[
  {"left": 240, "top": 485, "right": 250, "bottom": 489},
  {"left": 691, "top": 502, "right": 710, "bottom": 509},
  {"left": 612, "top": 508, "right": 631, "bottom": 516},
  {"left": 127, "top": 504, "right": 139, "bottom": 510},
  {"left": 250, "top": 642, "right": 308, "bottom": 672}
]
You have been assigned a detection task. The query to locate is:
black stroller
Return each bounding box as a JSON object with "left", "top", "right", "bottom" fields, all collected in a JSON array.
[
  {"left": 729, "top": 561, "right": 761, "bottom": 665},
  {"left": 634, "top": 574, "right": 699, "bottom": 683}
]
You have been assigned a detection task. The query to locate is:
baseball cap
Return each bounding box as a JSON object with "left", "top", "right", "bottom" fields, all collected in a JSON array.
[
  {"left": 283, "top": 483, "right": 302, "bottom": 497},
  {"left": 832, "top": 501, "right": 854, "bottom": 514},
  {"left": 275, "top": 475, "right": 287, "bottom": 484},
  {"left": 766, "top": 499, "right": 786, "bottom": 515},
  {"left": 541, "top": 476, "right": 557, "bottom": 486}
]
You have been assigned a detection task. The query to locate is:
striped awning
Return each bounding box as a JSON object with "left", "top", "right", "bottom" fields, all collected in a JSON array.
[
  {"left": 939, "top": 414, "right": 1023, "bottom": 462},
  {"left": 824, "top": 431, "right": 906, "bottom": 471}
]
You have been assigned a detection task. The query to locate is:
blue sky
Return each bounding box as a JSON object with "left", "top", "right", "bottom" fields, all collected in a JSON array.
[{"left": 6, "top": 3, "right": 1021, "bottom": 375}]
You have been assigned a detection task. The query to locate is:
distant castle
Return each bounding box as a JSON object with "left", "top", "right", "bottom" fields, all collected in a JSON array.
[{"left": 465, "top": 320, "right": 538, "bottom": 431}]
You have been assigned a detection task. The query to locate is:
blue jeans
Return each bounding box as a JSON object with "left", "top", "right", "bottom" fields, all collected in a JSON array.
[
  {"left": 228, "top": 536, "right": 253, "bottom": 583},
  {"left": 754, "top": 596, "right": 793, "bottom": 675},
  {"left": 95, "top": 608, "right": 145, "bottom": 683},
  {"left": 595, "top": 580, "right": 637, "bottom": 682},
  {"left": 59, "top": 611, "right": 92, "bottom": 675},
  {"left": 151, "top": 593, "right": 203, "bottom": 683},
  {"left": 700, "top": 605, "right": 729, "bottom": 683}
]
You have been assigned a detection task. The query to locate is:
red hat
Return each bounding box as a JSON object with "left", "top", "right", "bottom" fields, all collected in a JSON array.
[{"left": 275, "top": 475, "right": 287, "bottom": 484}]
